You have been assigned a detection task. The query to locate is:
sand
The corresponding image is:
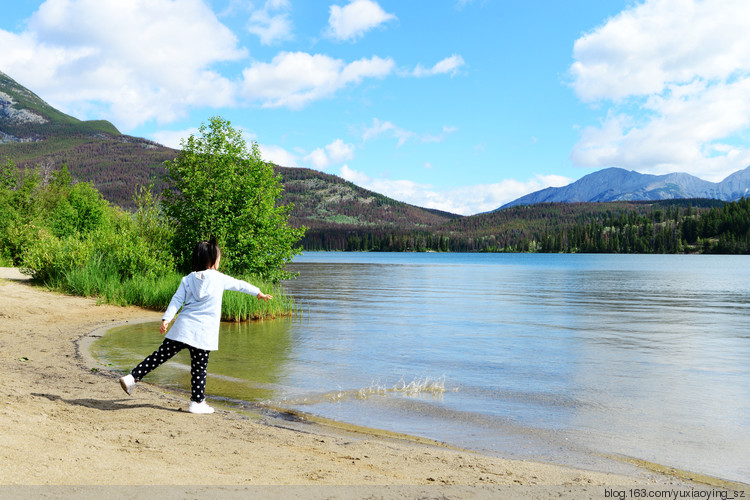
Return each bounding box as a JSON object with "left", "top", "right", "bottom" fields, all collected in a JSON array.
[{"left": 0, "top": 267, "right": 740, "bottom": 498}]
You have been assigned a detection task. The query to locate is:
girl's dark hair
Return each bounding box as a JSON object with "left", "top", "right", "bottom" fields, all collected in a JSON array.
[{"left": 191, "top": 239, "right": 221, "bottom": 272}]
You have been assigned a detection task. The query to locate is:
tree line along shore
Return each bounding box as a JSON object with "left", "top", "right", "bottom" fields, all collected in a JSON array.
[{"left": 301, "top": 198, "right": 750, "bottom": 254}]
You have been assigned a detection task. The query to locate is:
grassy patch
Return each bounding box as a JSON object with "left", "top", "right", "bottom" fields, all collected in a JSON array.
[{"left": 42, "top": 258, "right": 293, "bottom": 321}]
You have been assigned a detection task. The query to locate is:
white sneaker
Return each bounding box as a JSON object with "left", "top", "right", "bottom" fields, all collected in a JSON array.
[
  {"left": 119, "top": 374, "right": 136, "bottom": 395},
  {"left": 188, "top": 400, "right": 215, "bottom": 414}
]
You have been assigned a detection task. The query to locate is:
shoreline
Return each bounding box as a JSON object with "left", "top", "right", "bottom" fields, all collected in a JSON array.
[{"left": 1, "top": 267, "right": 744, "bottom": 496}]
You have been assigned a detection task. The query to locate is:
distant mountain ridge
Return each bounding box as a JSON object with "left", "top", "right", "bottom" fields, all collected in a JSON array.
[{"left": 500, "top": 167, "right": 750, "bottom": 209}]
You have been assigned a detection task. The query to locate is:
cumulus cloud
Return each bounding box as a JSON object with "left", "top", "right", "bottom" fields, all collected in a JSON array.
[
  {"left": 412, "top": 55, "right": 465, "bottom": 77},
  {"left": 258, "top": 143, "right": 301, "bottom": 168},
  {"left": 241, "top": 51, "right": 394, "bottom": 108},
  {"left": 150, "top": 128, "right": 200, "bottom": 149},
  {"left": 247, "top": 0, "right": 293, "bottom": 45},
  {"left": 326, "top": 0, "right": 396, "bottom": 42},
  {"left": 0, "top": 0, "right": 246, "bottom": 130},
  {"left": 339, "top": 166, "right": 571, "bottom": 215},
  {"left": 571, "top": 0, "right": 750, "bottom": 102},
  {"left": 304, "top": 139, "right": 355, "bottom": 169},
  {"left": 0, "top": 0, "right": 470, "bottom": 131},
  {"left": 325, "top": 139, "right": 356, "bottom": 162},
  {"left": 569, "top": 0, "right": 750, "bottom": 180}
]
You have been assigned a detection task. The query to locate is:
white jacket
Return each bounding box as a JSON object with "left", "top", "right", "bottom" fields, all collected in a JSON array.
[{"left": 163, "top": 269, "right": 261, "bottom": 351}]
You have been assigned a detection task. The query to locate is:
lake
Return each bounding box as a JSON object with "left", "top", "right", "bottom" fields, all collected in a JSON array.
[{"left": 92, "top": 252, "right": 750, "bottom": 483}]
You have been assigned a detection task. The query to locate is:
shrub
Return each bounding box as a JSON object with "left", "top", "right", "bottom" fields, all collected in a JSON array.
[
  {"left": 163, "top": 116, "right": 305, "bottom": 282},
  {"left": 20, "top": 226, "right": 95, "bottom": 281},
  {"left": 3, "top": 155, "right": 295, "bottom": 320}
]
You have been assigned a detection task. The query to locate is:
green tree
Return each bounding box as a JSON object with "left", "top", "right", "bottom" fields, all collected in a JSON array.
[
  {"left": 681, "top": 217, "right": 699, "bottom": 244},
  {"left": 133, "top": 184, "right": 175, "bottom": 255},
  {"left": 163, "top": 116, "right": 305, "bottom": 281},
  {"left": 1, "top": 157, "right": 17, "bottom": 191},
  {"left": 0, "top": 158, "right": 18, "bottom": 264}
]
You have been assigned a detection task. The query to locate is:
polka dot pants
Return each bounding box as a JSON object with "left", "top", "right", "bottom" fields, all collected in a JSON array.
[{"left": 131, "top": 338, "right": 210, "bottom": 403}]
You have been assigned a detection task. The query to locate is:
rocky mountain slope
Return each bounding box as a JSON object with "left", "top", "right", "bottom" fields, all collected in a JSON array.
[{"left": 501, "top": 167, "right": 750, "bottom": 209}]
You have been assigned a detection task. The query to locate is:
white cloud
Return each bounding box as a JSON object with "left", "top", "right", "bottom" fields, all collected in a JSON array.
[
  {"left": 304, "top": 139, "right": 355, "bottom": 169},
  {"left": 258, "top": 143, "right": 301, "bottom": 167},
  {"left": 361, "top": 118, "right": 412, "bottom": 146},
  {"left": 150, "top": 128, "right": 200, "bottom": 149},
  {"left": 241, "top": 51, "right": 394, "bottom": 109},
  {"left": 151, "top": 125, "right": 258, "bottom": 150},
  {"left": 247, "top": 0, "right": 293, "bottom": 45},
  {"left": 442, "top": 175, "right": 572, "bottom": 214},
  {"left": 412, "top": 55, "right": 465, "bottom": 78},
  {"left": 571, "top": 0, "right": 750, "bottom": 102},
  {"left": 569, "top": 0, "right": 750, "bottom": 180},
  {"left": 0, "top": 0, "right": 464, "bottom": 132},
  {"left": 361, "top": 118, "right": 457, "bottom": 147},
  {"left": 326, "top": 0, "right": 396, "bottom": 42},
  {"left": 571, "top": 77, "right": 750, "bottom": 180},
  {"left": 0, "top": 0, "right": 246, "bottom": 130},
  {"left": 325, "top": 138, "right": 356, "bottom": 163},
  {"left": 339, "top": 166, "right": 571, "bottom": 215},
  {"left": 305, "top": 148, "right": 329, "bottom": 169}
]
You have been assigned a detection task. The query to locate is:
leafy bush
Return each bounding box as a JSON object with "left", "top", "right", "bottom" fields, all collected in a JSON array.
[
  {"left": 47, "top": 181, "right": 108, "bottom": 237},
  {"left": 0, "top": 156, "right": 294, "bottom": 320},
  {"left": 163, "top": 117, "right": 305, "bottom": 282},
  {"left": 20, "top": 226, "right": 95, "bottom": 281}
]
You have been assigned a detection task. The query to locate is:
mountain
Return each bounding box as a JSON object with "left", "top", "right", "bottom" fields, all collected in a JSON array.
[
  {"left": 0, "top": 70, "right": 459, "bottom": 227},
  {"left": 1, "top": 71, "right": 120, "bottom": 141},
  {"left": 500, "top": 167, "right": 750, "bottom": 210},
  {"left": 1, "top": 70, "right": 176, "bottom": 207},
  {"left": 280, "top": 166, "right": 459, "bottom": 231}
]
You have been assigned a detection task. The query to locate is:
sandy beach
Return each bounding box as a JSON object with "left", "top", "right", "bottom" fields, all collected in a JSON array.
[{"left": 1, "top": 267, "right": 741, "bottom": 498}]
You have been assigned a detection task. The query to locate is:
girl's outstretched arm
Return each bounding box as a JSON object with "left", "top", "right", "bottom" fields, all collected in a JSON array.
[{"left": 221, "top": 272, "right": 272, "bottom": 301}]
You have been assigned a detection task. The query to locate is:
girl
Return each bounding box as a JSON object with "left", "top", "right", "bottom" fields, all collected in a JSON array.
[{"left": 119, "top": 239, "right": 273, "bottom": 414}]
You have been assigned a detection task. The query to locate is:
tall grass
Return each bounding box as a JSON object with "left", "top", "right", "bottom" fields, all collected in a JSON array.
[
  {"left": 221, "top": 276, "right": 295, "bottom": 321},
  {"left": 45, "top": 256, "right": 294, "bottom": 321}
]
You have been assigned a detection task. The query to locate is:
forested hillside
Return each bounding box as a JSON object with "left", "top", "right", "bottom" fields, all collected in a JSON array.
[
  {"left": 311, "top": 198, "right": 750, "bottom": 255},
  {"left": 6, "top": 137, "right": 175, "bottom": 207},
  {"left": 279, "top": 166, "right": 459, "bottom": 249}
]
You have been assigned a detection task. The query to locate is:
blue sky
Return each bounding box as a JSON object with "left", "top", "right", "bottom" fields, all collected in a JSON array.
[{"left": 3, "top": 0, "right": 750, "bottom": 214}]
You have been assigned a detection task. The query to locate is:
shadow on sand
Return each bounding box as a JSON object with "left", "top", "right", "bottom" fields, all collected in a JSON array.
[{"left": 32, "top": 392, "right": 180, "bottom": 413}]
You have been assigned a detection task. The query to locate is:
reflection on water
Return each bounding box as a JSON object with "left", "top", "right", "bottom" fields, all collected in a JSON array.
[
  {"left": 94, "top": 253, "right": 750, "bottom": 483},
  {"left": 93, "top": 318, "right": 294, "bottom": 402}
]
